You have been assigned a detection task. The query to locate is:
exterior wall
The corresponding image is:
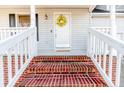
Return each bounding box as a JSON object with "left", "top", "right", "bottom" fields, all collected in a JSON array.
[
  {"left": 0, "top": 8, "right": 31, "bottom": 27},
  {"left": 0, "top": 8, "right": 90, "bottom": 55},
  {"left": 91, "top": 15, "right": 124, "bottom": 32},
  {"left": 37, "top": 9, "right": 90, "bottom": 55}
]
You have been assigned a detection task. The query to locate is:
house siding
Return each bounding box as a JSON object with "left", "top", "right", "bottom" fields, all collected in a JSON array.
[
  {"left": 91, "top": 15, "right": 124, "bottom": 32},
  {"left": 37, "top": 9, "right": 90, "bottom": 55},
  {"left": 0, "top": 8, "right": 90, "bottom": 55}
]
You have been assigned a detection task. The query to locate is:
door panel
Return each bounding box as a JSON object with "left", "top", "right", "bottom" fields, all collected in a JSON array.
[{"left": 55, "top": 13, "right": 70, "bottom": 48}]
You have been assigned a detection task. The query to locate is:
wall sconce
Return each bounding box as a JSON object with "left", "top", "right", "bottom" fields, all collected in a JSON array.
[{"left": 45, "top": 14, "right": 48, "bottom": 20}]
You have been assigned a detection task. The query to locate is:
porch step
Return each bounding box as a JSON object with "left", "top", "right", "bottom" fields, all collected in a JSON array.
[
  {"left": 26, "top": 62, "right": 96, "bottom": 74},
  {"left": 15, "top": 56, "right": 107, "bottom": 87},
  {"left": 32, "top": 56, "right": 92, "bottom": 63},
  {"left": 16, "top": 74, "right": 106, "bottom": 87}
]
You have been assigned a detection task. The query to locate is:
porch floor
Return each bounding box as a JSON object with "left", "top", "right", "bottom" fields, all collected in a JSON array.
[
  {"left": 15, "top": 56, "right": 107, "bottom": 87},
  {"left": 37, "top": 50, "right": 86, "bottom": 56}
]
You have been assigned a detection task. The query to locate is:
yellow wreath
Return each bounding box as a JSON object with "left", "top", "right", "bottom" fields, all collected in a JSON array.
[{"left": 56, "top": 15, "right": 67, "bottom": 27}]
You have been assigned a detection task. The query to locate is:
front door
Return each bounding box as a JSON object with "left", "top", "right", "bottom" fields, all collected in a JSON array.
[{"left": 54, "top": 13, "right": 71, "bottom": 50}]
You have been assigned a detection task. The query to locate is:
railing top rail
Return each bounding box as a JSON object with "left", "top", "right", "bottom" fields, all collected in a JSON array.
[
  {"left": 0, "top": 27, "right": 30, "bottom": 30},
  {"left": 0, "top": 27, "right": 35, "bottom": 55},
  {"left": 89, "top": 28, "right": 124, "bottom": 53}
]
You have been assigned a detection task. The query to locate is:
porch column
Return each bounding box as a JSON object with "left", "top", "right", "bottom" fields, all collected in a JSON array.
[
  {"left": 30, "top": 5, "right": 36, "bottom": 27},
  {"left": 30, "top": 5, "right": 37, "bottom": 56},
  {"left": 110, "top": 5, "right": 117, "bottom": 37}
]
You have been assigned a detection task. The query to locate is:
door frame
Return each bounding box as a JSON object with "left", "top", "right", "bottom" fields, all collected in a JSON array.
[{"left": 53, "top": 12, "right": 72, "bottom": 50}]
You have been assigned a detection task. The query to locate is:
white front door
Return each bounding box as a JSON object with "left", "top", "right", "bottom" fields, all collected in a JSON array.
[{"left": 54, "top": 13, "right": 71, "bottom": 49}]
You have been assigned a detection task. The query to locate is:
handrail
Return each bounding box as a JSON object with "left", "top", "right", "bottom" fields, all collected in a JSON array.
[
  {"left": 0, "top": 27, "right": 29, "bottom": 41},
  {"left": 88, "top": 28, "right": 123, "bottom": 87},
  {"left": 89, "top": 29, "right": 124, "bottom": 53},
  {"left": 0, "top": 27, "right": 37, "bottom": 87}
]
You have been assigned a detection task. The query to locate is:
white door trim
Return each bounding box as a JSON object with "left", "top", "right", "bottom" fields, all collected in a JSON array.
[{"left": 53, "top": 12, "right": 71, "bottom": 50}]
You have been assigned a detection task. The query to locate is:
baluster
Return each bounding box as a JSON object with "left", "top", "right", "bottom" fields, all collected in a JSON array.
[
  {"left": 28, "top": 36, "right": 31, "bottom": 59},
  {"left": 99, "top": 39, "right": 101, "bottom": 66},
  {"left": 15, "top": 44, "right": 19, "bottom": 73},
  {"left": 108, "top": 47, "right": 113, "bottom": 80},
  {"left": 95, "top": 37, "right": 98, "bottom": 61},
  {"left": 103, "top": 42, "right": 107, "bottom": 73},
  {"left": 115, "top": 52, "right": 122, "bottom": 87},
  {"left": 92, "top": 35, "right": 95, "bottom": 58},
  {"left": 20, "top": 41, "right": 23, "bottom": 68},
  {"left": 0, "top": 55, "right": 4, "bottom": 87},
  {"left": 97, "top": 38, "right": 100, "bottom": 63},
  {"left": 8, "top": 54, "right": 12, "bottom": 83},
  {"left": 25, "top": 38, "right": 28, "bottom": 62}
]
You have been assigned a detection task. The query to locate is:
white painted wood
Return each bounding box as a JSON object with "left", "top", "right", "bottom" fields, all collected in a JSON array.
[
  {"left": 0, "top": 27, "right": 37, "bottom": 86},
  {"left": 54, "top": 12, "right": 71, "bottom": 49},
  {"left": 0, "top": 56, "right": 4, "bottom": 87},
  {"left": 115, "top": 52, "right": 122, "bottom": 87},
  {"left": 30, "top": 5, "right": 36, "bottom": 27},
  {"left": 110, "top": 5, "right": 117, "bottom": 37},
  {"left": 7, "top": 57, "right": 31, "bottom": 87},
  {"left": 90, "top": 55, "right": 114, "bottom": 87},
  {"left": 95, "top": 37, "right": 98, "bottom": 61},
  {"left": 108, "top": 47, "right": 113, "bottom": 80},
  {"left": 7, "top": 54, "right": 12, "bottom": 82},
  {"left": 89, "top": 28, "right": 124, "bottom": 86},
  {"left": 103, "top": 42, "right": 107, "bottom": 72},
  {"left": 0, "top": 27, "right": 29, "bottom": 41},
  {"left": 20, "top": 41, "right": 23, "bottom": 68},
  {"left": 14, "top": 54, "right": 18, "bottom": 74},
  {"left": 38, "top": 9, "right": 90, "bottom": 54},
  {"left": 99, "top": 39, "right": 101, "bottom": 66}
]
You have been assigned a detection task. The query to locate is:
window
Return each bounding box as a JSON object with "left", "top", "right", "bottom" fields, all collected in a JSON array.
[
  {"left": 9, "top": 14, "right": 16, "bottom": 27},
  {"left": 18, "top": 15, "right": 30, "bottom": 27}
]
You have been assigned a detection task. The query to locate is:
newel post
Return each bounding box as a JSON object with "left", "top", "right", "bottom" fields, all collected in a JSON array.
[
  {"left": 30, "top": 5, "right": 36, "bottom": 27},
  {"left": 30, "top": 5, "right": 37, "bottom": 56},
  {"left": 110, "top": 5, "right": 117, "bottom": 37}
]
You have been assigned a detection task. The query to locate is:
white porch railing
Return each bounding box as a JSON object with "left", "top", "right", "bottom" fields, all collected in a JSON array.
[
  {"left": 91, "top": 27, "right": 111, "bottom": 34},
  {"left": 0, "top": 27, "right": 29, "bottom": 41},
  {"left": 0, "top": 27, "right": 37, "bottom": 87},
  {"left": 88, "top": 28, "right": 124, "bottom": 87},
  {"left": 91, "top": 27, "right": 124, "bottom": 41}
]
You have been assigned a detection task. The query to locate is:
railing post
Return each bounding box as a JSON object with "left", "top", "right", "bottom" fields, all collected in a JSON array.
[
  {"left": 0, "top": 55, "right": 4, "bottom": 87},
  {"left": 115, "top": 52, "right": 122, "bottom": 87},
  {"left": 30, "top": 5, "right": 36, "bottom": 27}
]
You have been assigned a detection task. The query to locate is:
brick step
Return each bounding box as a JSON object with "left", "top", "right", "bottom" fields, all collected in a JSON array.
[
  {"left": 32, "top": 56, "right": 92, "bottom": 63},
  {"left": 27, "top": 62, "right": 96, "bottom": 74},
  {"left": 15, "top": 56, "right": 107, "bottom": 87},
  {"left": 15, "top": 74, "right": 107, "bottom": 87}
]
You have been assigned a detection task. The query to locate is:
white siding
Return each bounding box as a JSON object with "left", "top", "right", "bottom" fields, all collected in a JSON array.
[
  {"left": 0, "top": 8, "right": 90, "bottom": 55},
  {"left": 0, "top": 8, "right": 31, "bottom": 27},
  {"left": 91, "top": 16, "right": 124, "bottom": 32},
  {"left": 37, "top": 9, "right": 90, "bottom": 55}
]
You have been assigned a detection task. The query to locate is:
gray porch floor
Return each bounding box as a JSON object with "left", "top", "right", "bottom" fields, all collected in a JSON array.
[{"left": 37, "top": 50, "right": 86, "bottom": 56}]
